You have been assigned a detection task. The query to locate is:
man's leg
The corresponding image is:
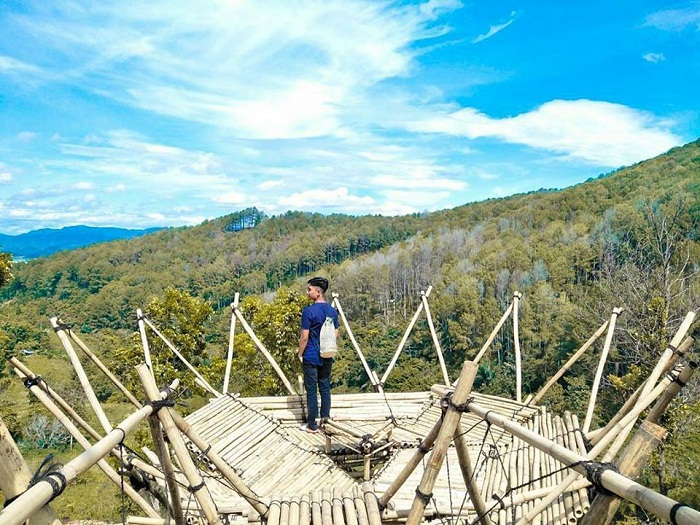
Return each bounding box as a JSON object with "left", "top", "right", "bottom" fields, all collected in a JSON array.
[
  {"left": 318, "top": 358, "right": 332, "bottom": 420},
  {"left": 303, "top": 363, "right": 320, "bottom": 430}
]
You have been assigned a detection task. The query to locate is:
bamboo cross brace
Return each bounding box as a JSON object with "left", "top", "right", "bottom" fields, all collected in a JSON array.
[
  {"left": 421, "top": 290, "right": 450, "bottom": 385},
  {"left": 232, "top": 305, "right": 297, "bottom": 396},
  {"left": 583, "top": 308, "right": 622, "bottom": 433},
  {"left": 223, "top": 293, "right": 240, "bottom": 395},
  {"left": 453, "top": 423, "right": 490, "bottom": 525},
  {"left": 332, "top": 293, "right": 380, "bottom": 392},
  {"left": 137, "top": 364, "right": 222, "bottom": 525},
  {"left": 530, "top": 319, "right": 609, "bottom": 406},
  {"left": 587, "top": 335, "right": 693, "bottom": 445},
  {"left": 60, "top": 318, "right": 142, "bottom": 408},
  {"left": 0, "top": 404, "right": 155, "bottom": 525},
  {"left": 406, "top": 361, "right": 478, "bottom": 525},
  {"left": 147, "top": 414, "right": 185, "bottom": 525},
  {"left": 471, "top": 303, "right": 514, "bottom": 367},
  {"left": 51, "top": 316, "right": 113, "bottom": 434},
  {"left": 462, "top": 399, "right": 700, "bottom": 525},
  {"left": 141, "top": 315, "right": 222, "bottom": 398},
  {"left": 380, "top": 286, "right": 432, "bottom": 386},
  {"left": 513, "top": 366, "right": 688, "bottom": 525}
]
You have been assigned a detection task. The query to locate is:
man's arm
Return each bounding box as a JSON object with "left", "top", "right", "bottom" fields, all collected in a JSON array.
[{"left": 298, "top": 329, "right": 309, "bottom": 361}]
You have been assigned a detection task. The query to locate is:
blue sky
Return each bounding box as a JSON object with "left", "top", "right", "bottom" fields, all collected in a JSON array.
[{"left": 1, "top": 1, "right": 698, "bottom": 235}]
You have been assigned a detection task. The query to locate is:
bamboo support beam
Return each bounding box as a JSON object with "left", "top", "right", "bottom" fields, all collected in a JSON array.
[
  {"left": 147, "top": 413, "right": 184, "bottom": 525},
  {"left": 137, "top": 309, "right": 153, "bottom": 372},
  {"left": 597, "top": 313, "right": 695, "bottom": 461},
  {"left": 530, "top": 319, "right": 609, "bottom": 406},
  {"left": 168, "top": 409, "right": 269, "bottom": 518},
  {"left": 421, "top": 290, "right": 450, "bottom": 386},
  {"left": 141, "top": 316, "right": 222, "bottom": 398},
  {"left": 59, "top": 319, "right": 142, "bottom": 408},
  {"left": 0, "top": 416, "right": 62, "bottom": 525},
  {"left": 51, "top": 316, "right": 113, "bottom": 434},
  {"left": 13, "top": 366, "right": 163, "bottom": 519},
  {"left": 406, "top": 361, "right": 478, "bottom": 525},
  {"left": 513, "top": 291, "right": 523, "bottom": 402},
  {"left": 8, "top": 358, "right": 163, "bottom": 481},
  {"left": 332, "top": 293, "right": 381, "bottom": 392},
  {"left": 0, "top": 404, "right": 154, "bottom": 525},
  {"left": 377, "top": 411, "right": 444, "bottom": 508},
  {"left": 232, "top": 306, "right": 297, "bottom": 396},
  {"left": 136, "top": 364, "right": 222, "bottom": 525},
  {"left": 472, "top": 303, "right": 514, "bottom": 366},
  {"left": 587, "top": 336, "right": 693, "bottom": 445},
  {"left": 223, "top": 293, "right": 240, "bottom": 395},
  {"left": 515, "top": 366, "right": 680, "bottom": 525},
  {"left": 460, "top": 399, "right": 700, "bottom": 525},
  {"left": 583, "top": 308, "right": 622, "bottom": 433},
  {"left": 380, "top": 286, "right": 432, "bottom": 386},
  {"left": 453, "top": 423, "right": 489, "bottom": 525}
]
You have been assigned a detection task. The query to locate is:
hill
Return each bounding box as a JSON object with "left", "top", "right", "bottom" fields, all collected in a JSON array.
[
  {"left": 0, "top": 225, "right": 163, "bottom": 260},
  {"left": 0, "top": 139, "right": 699, "bottom": 518}
]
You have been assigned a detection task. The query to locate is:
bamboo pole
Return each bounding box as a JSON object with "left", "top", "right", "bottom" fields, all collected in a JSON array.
[
  {"left": 587, "top": 336, "right": 693, "bottom": 445},
  {"left": 60, "top": 320, "right": 142, "bottom": 408},
  {"left": 514, "top": 368, "right": 680, "bottom": 525},
  {"left": 13, "top": 367, "right": 163, "bottom": 519},
  {"left": 137, "top": 309, "right": 153, "bottom": 372},
  {"left": 380, "top": 286, "right": 432, "bottom": 386},
  {"left": 332, "top": 293, "right": 380, "bottom": 392},
  {"left": 530, "top": 319, "right": 609, "bottom": 405},
  {"left": 596, "top": 313, "right": 695, "bottom": 461},
  {"left": 147, "top": 412, "right": 184, "bottom": 525},
  {"left": 453, "top": 423, "right": 490, "bottom": 525},
  {"left": 362, "top": 483, "right": 382, "bottom": 525},
  {"left": 406, "top": 361, "right": 479, "bottom": 525},
  {"left": 51, "top": 316, "right": 113, "bottom": 434},
  {"left": 232, "top": 306, "right": 297, "bottom": 395},
  {"left": 0, "top": 416, "right": 62, "bottom": 525},
  {"left": 8, "top": 358, "right": 164, "bottom": 482},
  {"left": 461, "top": 399, "right": 700, "bottom": 525},
  {"left": 223, "top": 293, "right": 240, "bottom": 395},
  {"left": 583, "top": 308, "right": 622, "bottom": 433},
  {"left": 472, "top": 303, "right": 514, "bottom": 366},
  {"left": 421, "top": 290, "right": 450, "bottom": 385},
  {"left": 581, "top": 421, "right": 667, "bottom": 525},
  {"left": 512, "top": 291, "right": 523, "bottom": 403},
  {"left": 342, "top": 492, "right": 358, "bottom": 525},
  {"left": 0, "top": 403, "right": 154, "bottom": 525},
  {"left": 142, "top": 316, "right": 222, "bottom": 398},
  {"left": 136, "top": 364, "right": 222, "bottom": 525},
  {"left": 377, "top": 407, "right": 445, "bottom": 508},
  {"left": 168, "top": 410, "right": 269, "bottom": 518}
]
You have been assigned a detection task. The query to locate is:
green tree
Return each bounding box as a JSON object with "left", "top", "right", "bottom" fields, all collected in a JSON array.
[{"left": 0, "top": 250, "right": 12, "bottom": 288}]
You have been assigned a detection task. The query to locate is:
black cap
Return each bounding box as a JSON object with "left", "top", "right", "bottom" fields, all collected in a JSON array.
[{"left": 308, "top": 276, "right": 329, "bottom": 292}]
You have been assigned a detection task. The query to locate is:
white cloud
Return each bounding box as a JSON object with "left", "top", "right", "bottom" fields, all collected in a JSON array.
[
  {"left": 0, "top": 172, "right": 12, "bottom": 183},
  {"left": 107, "top": 183, "right": 127, "bottom": 192},
  {"left": 0, "top": 55, "right": 41, "bottom": 73},
  {"left": 472, "top": 12, "right": 516, "bottom": 43},
  {"left": 279, "top": 187, "right": 375, "bottom": 212},
  {"left": 212, "top": 191, "right": 246, "bottom": 205},
  {"left": 643, "top": 52, "right": 666, "bottom": 63},
  {"left": 644, "top": 5, "right": 700, "bottom": 31},
  {"left": 73, "top": 181, "right": 95, "bottom": 190},
  {"left": 258, "top": 180, "right": 285, "bottom": 190},
  {"left": 18, "top": 131, "right": 38, "bottom": 141},
  {"left": 408, "top": 99, "right": 683, "bottom": 167}
]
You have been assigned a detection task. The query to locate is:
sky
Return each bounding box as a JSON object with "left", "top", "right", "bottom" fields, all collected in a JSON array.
[{"left": 0, "top": 1, "right": 699, "bottom": 235}]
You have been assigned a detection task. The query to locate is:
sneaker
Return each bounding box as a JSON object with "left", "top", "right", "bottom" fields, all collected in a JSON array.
[{"left": 299, "top": 424, "right": 319, "bottom": 434}]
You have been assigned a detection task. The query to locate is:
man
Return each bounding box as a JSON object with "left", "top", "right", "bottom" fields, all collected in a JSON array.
[{"left": 298, "top": 276, "right": 339, "bottom": 433}]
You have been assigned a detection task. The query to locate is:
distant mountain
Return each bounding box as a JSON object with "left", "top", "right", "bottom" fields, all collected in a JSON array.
[{"left": 0, "top": 225, "right": 163, "bottom": 259}]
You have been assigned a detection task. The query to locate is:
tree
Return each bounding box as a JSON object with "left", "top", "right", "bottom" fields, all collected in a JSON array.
[{"left": 0, "top": 250, "right": 11, "bottom": 288}]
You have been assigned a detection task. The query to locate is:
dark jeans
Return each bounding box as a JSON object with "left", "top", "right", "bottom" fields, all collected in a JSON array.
[{"left": 303, "top": 360, "right": 332, "bottom": 430}]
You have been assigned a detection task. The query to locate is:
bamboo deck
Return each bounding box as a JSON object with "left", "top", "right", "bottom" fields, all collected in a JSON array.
[{"left": 182, "top": 390, "right": 591, "bottom": 524}]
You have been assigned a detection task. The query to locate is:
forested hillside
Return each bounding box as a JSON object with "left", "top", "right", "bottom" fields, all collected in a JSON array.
[{"left": 0, "top": 139, "right": 699, "bottom": 517}]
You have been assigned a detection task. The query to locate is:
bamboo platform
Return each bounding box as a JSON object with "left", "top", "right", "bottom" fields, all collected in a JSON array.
[{"left": 182, "top": 390, "right": 589, "bottom": 524}]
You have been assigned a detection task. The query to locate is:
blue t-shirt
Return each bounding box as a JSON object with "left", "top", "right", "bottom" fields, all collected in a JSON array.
[{"left": 301, "top": 302, "right": 338, "bottom": 365}]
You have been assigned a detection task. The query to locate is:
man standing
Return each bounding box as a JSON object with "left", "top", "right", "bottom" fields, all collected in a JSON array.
[{"left": 298, "top": 276, "right": 339, "bottom": 433}]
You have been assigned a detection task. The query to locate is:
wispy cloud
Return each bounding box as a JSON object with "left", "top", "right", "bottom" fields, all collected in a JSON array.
[
  {"left": 643, "top": 52, "right": 666, "bottom": 63},
  {"left": 644, "top": 4, "right": 700, "bottom": 31},
  {"left": 472, "top": 11, "right": 516, "bottom": 44}
]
